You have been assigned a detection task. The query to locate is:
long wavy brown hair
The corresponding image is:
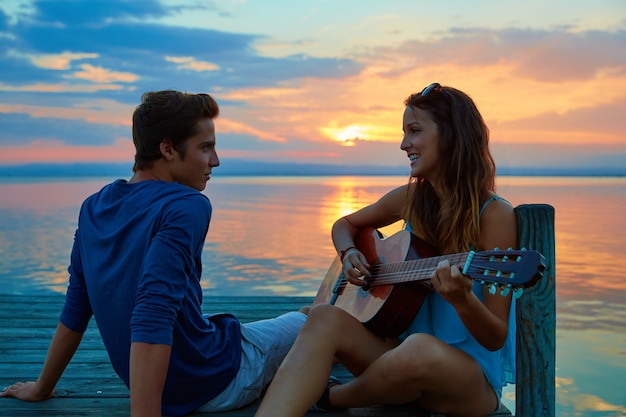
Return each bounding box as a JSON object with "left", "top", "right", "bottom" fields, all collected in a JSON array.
[{"left": 401, "top": 85, "right": 496, "bottom": 254}]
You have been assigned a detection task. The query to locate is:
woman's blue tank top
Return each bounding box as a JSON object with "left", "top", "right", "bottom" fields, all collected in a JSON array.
[{"left": 401, "top": 195, "right": 515, "bottom": 395}]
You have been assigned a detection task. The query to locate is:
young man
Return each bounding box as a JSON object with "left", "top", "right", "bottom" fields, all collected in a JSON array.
[{"left": 1, "top": 90, "right": 307, "bottom": 417}]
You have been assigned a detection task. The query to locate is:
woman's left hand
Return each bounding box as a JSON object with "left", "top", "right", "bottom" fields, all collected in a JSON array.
[{"left": 430, "top": 259, "right": 474, "bottom": 305}]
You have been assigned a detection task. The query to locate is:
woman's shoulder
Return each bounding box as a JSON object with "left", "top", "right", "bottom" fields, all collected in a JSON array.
[
  {"left": 477, "top": 192, "right": 517, "bottom": 250},
  {"left": 480, "top": 192, "right": 513, "bottom": 218},
  {"left": 373, "top": 183, "right": 410, "bottom": 205}
]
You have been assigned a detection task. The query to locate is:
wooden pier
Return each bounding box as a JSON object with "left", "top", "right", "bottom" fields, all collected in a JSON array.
[
  {"left": 0, "top": 204, "right": 555, "bottom": 417},
  {"left": 0, "top": 294, "right": 439, "bottom": 417}
]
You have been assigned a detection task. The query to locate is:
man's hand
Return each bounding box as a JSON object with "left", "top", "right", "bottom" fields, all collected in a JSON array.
[
  {"left": 2, "top": 322, "right": 82, "bottom": 404},
  {"left": 1, "top": 381, "right": 53, "bottom": 401}
]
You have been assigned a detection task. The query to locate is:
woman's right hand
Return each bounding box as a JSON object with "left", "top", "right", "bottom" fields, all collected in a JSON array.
[{"left": 342, "top": 249, "right": 371, "bottom": 287}]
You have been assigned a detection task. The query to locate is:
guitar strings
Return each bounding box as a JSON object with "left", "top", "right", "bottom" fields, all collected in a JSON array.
[
  {"left": 368, "top": 267, "right": 504, "bottom": 283},
  {"left": 336, "top": 265, "right": 519, "bottom": 293},
  {"left": 336, "top": 251, "right": 527, "bottom": 289},
  {"left": 367, "top": 263, "right": 518, "bottom": 286},
  {"left": 366, "top": 253, "right": 469, "bottom": 286}
]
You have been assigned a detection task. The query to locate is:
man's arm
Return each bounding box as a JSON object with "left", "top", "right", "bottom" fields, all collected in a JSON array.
[
  {"left": 1, "top": 322, "right": 82, "bottom": 401},
  {"left": 129, "top": 342, "right": 171, "bottom": 417}
]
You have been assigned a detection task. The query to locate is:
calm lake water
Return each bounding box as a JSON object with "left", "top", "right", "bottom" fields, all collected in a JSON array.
[{"left": 0, "top": 175, "right": 625, "bottom": 416}]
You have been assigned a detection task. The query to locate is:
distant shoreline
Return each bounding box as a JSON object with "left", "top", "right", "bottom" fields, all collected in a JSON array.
[{"left": 0, "top": 161, "right": 624, "bottom": 178}]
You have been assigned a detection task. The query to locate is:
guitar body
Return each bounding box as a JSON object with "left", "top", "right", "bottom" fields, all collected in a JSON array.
[{"left": 314, "top": 227, "right": 436, "bottom": 338}]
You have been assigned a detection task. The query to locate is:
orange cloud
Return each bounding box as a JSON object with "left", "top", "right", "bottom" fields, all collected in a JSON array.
[
  {"left": 70, "top": 64, "right": 139, "bottom": 83},
  {"left": 0, "top": 100, "right": 133, "bottom": 126},
  {"left": 218, "top": 118, "right": 289, "bottom": 143},
  {"left": 165, "top": 56, "right": 220, "bottom": 72},
  {"left": 492, "top": 128, "right": 624, "bottom": 146},
  {"left": 0, "top": 82, "right": 128, "bottom": 93},
  {"left": 0, "top": 138, "right": 133, "bottom": 164},
  {"left": 216, "top": 149, "right": 340, "bottom": 159},
  {"left": 7, "top": 50, "right": 98, "bottom": 70}
]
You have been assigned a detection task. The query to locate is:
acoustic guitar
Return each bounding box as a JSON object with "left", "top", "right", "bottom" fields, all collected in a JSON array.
[{"left": 314, "top": 227, "right": 546, "bottom": 338}]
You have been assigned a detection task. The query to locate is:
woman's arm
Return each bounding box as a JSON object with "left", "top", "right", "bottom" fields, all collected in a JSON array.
[
  {"left": 433, "top": 198, "right": 517, "bottom": 350},
  {"left": 331, "top": 185, "right": 408, "bottom": 283}
]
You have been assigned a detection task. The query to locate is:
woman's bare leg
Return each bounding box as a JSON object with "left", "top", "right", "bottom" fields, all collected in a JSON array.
[
  {"left": 329, "top": 333, "right": 498, "bottom": 417},
  {"left": 254, "top": 304, "right": 394, "bottom": 417}
]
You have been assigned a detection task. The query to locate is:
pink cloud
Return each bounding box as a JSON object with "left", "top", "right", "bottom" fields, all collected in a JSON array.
[
  {"left": 71, "top": 64, "right": 139, "bottom": 83},
  {"left": 0, "top": 138, "right": 133, "bottom": 164},
  {"left": 0, "top": 100, "right": 132, "bottom": 126}
]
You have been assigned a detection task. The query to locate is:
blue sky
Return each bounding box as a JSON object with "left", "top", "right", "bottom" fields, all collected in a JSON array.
[{"left": 1, "top": 0, "right": 625, "bottom": 170}]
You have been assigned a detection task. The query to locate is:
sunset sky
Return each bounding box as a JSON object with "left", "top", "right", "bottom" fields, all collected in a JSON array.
[{"left": 1, "top": 0, "right": 625, "bottom": 171}]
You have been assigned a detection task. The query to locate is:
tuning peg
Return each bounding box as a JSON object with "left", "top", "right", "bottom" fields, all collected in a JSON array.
[
  {"left": 513, "top": 287, "right": 524, "bottom": 299},
  {"left": 488, "top": 284, "right": 497, "bottom": 295},
  {"left": 500, "top": 285, "right": 511, "bottom": 297}
]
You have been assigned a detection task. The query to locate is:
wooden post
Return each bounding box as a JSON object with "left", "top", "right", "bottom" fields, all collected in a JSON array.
[{"left": 514, "top": 204, "right": 556, "bottom": 417}]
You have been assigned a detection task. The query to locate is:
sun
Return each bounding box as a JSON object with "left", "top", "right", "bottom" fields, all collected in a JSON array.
[{"left": 321, "top": 124, "right": 369, "bottom": 146}]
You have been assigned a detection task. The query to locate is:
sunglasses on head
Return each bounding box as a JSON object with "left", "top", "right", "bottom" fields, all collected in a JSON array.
[{"left": 420, "top": 82, "right": 442, "bottom": 96}]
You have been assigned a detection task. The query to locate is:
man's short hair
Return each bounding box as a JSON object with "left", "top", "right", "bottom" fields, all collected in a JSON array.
[{"left": 132, "top": 90, "right": 219, "bottom": 171}]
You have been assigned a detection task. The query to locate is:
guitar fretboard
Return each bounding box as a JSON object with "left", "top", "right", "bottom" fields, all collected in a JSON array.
[{"left": 369, "top": 252, "right": 471, "bottom": 286}]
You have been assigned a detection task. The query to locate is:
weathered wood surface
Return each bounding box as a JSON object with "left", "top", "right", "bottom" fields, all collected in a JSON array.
[
  {"left": 0, "top": 294, "right": 516, "bottom": 417},
  {"left": 0, "top": 294, "right": 432, "bottom": 417},
  {"left": 514, "top": 204, "right": 556, "bottom": 417}
]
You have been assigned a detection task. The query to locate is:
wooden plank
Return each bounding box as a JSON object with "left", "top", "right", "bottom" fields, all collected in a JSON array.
[
  {"left": 1, "top": 398, "right": 433, "bottom": 417},
  {"left": 514, "top": 204, "right": 556, "bottom": 417}
]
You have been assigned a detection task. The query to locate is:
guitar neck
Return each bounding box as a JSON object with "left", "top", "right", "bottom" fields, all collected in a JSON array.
[{"left": 368, "top": 252, "right": 471, "bottom": 287}]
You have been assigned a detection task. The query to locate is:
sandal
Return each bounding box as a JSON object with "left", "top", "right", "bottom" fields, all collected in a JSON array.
[{"left": 310, "top": 376, "right": 342, "bottom": 412}]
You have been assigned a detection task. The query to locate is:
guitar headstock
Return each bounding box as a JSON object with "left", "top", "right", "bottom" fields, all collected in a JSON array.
[{"left": 463, "top": 248, "right": 546, "bottom": 298}]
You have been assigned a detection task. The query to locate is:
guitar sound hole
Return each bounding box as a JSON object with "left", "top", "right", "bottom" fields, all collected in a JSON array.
[{"left": 357, "top": 285, "right": 371, "bottom": 298}]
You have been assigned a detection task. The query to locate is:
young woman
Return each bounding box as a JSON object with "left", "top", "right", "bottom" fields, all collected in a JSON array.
[{"left": 254, "top": 83, "right": 517, "bottom": 417}]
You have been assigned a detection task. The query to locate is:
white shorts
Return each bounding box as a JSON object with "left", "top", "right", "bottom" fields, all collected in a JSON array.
[{"left": 196, "top": 311, "right": 306, "bottom": 412}]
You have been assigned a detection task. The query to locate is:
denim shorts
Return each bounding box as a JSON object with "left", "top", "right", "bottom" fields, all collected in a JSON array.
[{"left": 196, "top": 311, "right": 306, "bottom": 412}]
